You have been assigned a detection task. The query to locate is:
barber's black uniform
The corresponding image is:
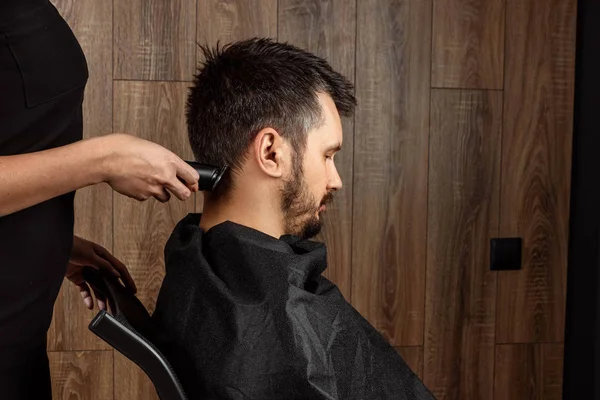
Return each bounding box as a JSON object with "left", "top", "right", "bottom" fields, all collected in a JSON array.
[{"left": 0, "top": 0, "right": 88, "bottom": 398}]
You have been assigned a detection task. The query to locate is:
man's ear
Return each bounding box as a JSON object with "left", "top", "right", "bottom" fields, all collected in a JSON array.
[{"left": 253, "top": 127, "right": 287, "bottom": 178}]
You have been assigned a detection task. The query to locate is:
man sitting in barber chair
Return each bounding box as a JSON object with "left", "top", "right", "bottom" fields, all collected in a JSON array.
[{"left": 149, "top": 38, "right": 435, "bottom": 400}]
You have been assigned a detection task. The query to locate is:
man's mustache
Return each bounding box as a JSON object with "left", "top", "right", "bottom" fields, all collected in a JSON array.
[{"left": 321, "top": 192, "right": 334, "bottom": 206}]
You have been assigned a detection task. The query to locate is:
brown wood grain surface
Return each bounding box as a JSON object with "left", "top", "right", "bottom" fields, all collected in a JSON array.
[
  {"left": 112, "top": 81, "right": 196, "bottom": 396},
  {"left": 432, "top": 0, "right": 505, "bottom": 89},
  {"left": 425, "top": 89, "right": 502, "bottom": 399},
  {"left": 278, "top": 0, "right": 356, "bottom": 300},
  {"left": 195, "top": 191, "right": 205, "bottom": 213},
  {"left": 496, "top": 0, "right": 577, "bottom": 343},
  {"left": 494, "top": 344, "right": 564, "bottom": 400},
  {"left": 43, "top": 1, "right": 577, "bottom": 398},
  {"left": 48, "top": 0, "right": 113, "bottom": 352},
  {"left": 114, "top": 0, "right": 197, "bottom": 81},
  {"left": 49, "top": 350, "right": 113, "bottom": 399},
  {"left": 114, "top": 352, "right": 159, "bottom": 400},
  {"left": 352, "top": 0, "right": 431, "bottom": 347},
  {"left": 197, "top": 0, "right": 277, "bottom": 50},
  {"left": 395, "top": 346, "right": 424, "bottom": 380}
]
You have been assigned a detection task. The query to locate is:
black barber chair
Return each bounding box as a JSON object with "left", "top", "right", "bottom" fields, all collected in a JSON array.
[
  {"left": 81, "top": 162, "right": 225, "bottom": 399},
  {"left": 83, "top": 266, "right": 188, "bottom": 400}
]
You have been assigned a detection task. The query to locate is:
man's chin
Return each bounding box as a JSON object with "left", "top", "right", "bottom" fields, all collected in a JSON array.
[{"left": 299, "top": 219, "right": 322, "bottom": 240}]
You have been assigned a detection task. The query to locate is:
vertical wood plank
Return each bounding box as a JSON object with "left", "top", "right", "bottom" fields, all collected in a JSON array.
[
  {"left": 278, "top": 0, "right": 356, "bottom": 300},
  {"left": 494, "top": 344, "right": 564, "bottom": 400},
  {"left": 425, "top": 89, "right": 502, "bottom": 399},
  {"left": 431, "top": 0, "right": 505, "bottom": 89},
  {"left": 114, "top": 352, "right": 159, "bottom": 400},
  {"left": 195, "top": 192, "right": 205, "bottom": 213},
  {"left": 114, "top": 0, "right": 196, "bottom": 81},
  {"left": 352, "top": 0, "right": 431, "bottom": 346},
  {"left": 49, "top": 350, "right": 113, "bottom": 400},
  {"left": 112, "top": 81, "right": 195, "bottom": 398},
  {"left": 48, "top": 0, "right": 113, "bottom": 352},
  {"left": 395, "top": 346, "right": 424, "bottom": 380},
  {"left": 497, "top": 0, "right": 577, "bottom": 343},
  {"left": 197, "top": 0, "right": 277, "bottom": 48}
]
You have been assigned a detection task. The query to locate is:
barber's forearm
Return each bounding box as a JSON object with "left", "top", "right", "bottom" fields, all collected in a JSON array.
[{"left": 0, "top": 136, "right": 109, "bottom": 216}]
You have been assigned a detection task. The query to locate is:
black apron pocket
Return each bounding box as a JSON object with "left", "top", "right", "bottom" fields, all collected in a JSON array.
[{"left": 6, "top": 6, "right": 88, "bottom": 108}]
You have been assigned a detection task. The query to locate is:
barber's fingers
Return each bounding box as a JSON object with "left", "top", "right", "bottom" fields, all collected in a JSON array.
[
  {"left": 164, "top": 179, "right": 193, "bottom": 201},
  {"left": 91, "top": 249, "right": 128, "bottom": 292},
  {"left": 91, "top": 251, "right": 120, "bottom": 279},
  {"left": 174, "top": 159, "right": 200, "bottom": 192},
  {"left": 76, "top": 281, "right": 106, "bottom": 310},
  {"left": 91, "top": 287, "right": 107, "bottom": 311},
  {"left": 153, "top": 187, "right": 172, "bottom": 203},
  {"left": 94, "top": 246, "right": 137, "bottom": 294},
  {"left": 76, "top": 282, "right": 94, "bottom": 310},
  {"left": 158, "top": 158, "right": 199, "bottom": 201}
]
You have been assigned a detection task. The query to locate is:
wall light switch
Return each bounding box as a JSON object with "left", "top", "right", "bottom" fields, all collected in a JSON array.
[{"left": 490, "top": 238, "right": 522, "bottom": 271}]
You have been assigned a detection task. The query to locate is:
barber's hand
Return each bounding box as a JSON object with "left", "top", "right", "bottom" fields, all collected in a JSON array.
[
  {"left": 65, "top": 235, "right": 137, "bottom": 311},
  {"left": 100, "top": 133, "right": 199, "bottom": 202}
]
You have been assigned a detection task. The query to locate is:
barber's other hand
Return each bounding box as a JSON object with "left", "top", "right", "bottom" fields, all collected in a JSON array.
[
  {"left": 65, "top": 235, "right": 137, "bottom": 310},
  {"left": 100, "top": 133, "right": 199, "bottom": 202}
]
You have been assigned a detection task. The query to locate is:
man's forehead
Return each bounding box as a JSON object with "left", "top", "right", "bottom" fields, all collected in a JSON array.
[
  {"left": 323, "top": 118, "right": 343, "bottom": 148},
  {"left": 317, "top": 131, "right": 343, "bottom": 152},
  {"left": 307, "top": 92, "right": 343, "bottom": 147},
  {"left": 306, "top": 122, "right": 343, "bottom": 146}
]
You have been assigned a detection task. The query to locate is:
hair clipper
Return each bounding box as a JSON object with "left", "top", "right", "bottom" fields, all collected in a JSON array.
[{"left": 185, "top": 161, "right": 227, "bottom": 191}]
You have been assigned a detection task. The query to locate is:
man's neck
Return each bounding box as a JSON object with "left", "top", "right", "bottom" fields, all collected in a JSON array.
[{"left": 199, "top": 194, "right": 284, "bottom": 239}]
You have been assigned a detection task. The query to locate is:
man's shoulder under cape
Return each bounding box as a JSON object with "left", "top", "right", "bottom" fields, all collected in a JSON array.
[{"left": 151, "top": 213, "right": 436, "bottom": 400}]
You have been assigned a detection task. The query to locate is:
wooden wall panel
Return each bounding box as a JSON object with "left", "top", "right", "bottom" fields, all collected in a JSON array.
[
  {"left": 494, "top": 344, "right": 564, "bottom": 400},
  {"left": 395, "top": 346, "right": 424, "bottom": 380},
  {"left": 49, "top": 351, "right": 113, "bottom": 399},
  {"left": 48, "top": 0, "right": 113, "bottom": 352},
  {"left": 195, "top": 190, "right": 205, "bottom": 213},
  {"left": 278, "top": 0, "right": 356, "bottom": 299},
  {"left": 114, "top": 352, "right": 159, "bottom": 400},
  {"left": 432, "top": 0, "right": 505, "bottom": 89},
  {"left": 425, "top": 89, "right": 502, "bottom": 399},
  {"left": 197, "top": 0, "right": 277, "bottom": 47},
  {"left": 112, "top": 81, "right": 196, "bottom": 397},
  {"left": 114, "top": 0, "right": 197, "bottom": 81},
  {"left": 352, "top": 0, "right": 431, "bottom": 346},
  {"left": 496, "top": 0, "right": 577, "bottom": 343},
  {"left": 42, "top": 1, "right": 578, "bottom": 398}
]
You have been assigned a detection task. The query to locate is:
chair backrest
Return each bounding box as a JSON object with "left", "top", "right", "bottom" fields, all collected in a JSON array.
[{"left": 83, "top": 267, "right": 188, "bottom": 400}]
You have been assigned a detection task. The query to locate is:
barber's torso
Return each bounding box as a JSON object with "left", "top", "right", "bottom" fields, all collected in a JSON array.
[{"left": 0, "top": 0, "right": 89, "bottom": 357}]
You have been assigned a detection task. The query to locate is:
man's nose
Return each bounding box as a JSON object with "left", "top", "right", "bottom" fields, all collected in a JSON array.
[{"left": 328, "top": 165, "right": 342, "bottom": 191}]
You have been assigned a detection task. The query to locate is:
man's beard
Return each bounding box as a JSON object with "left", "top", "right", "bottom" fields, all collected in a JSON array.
[{"left": 281, "top": 153, "right": 333, "bottom": 239}]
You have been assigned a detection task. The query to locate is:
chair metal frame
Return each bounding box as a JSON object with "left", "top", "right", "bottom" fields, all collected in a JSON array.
[{"left": 83, "top": 267, "right": 188, "bottom": 400}]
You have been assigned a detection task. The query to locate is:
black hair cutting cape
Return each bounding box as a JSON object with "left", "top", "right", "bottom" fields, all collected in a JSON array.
[{"left": 151, "top": 214, "right": 436, "bottom": 400}]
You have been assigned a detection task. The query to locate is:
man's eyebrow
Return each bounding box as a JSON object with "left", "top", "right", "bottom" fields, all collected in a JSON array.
[{"left": 325, "top": 142, "right": 342, "bottom": 152}]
